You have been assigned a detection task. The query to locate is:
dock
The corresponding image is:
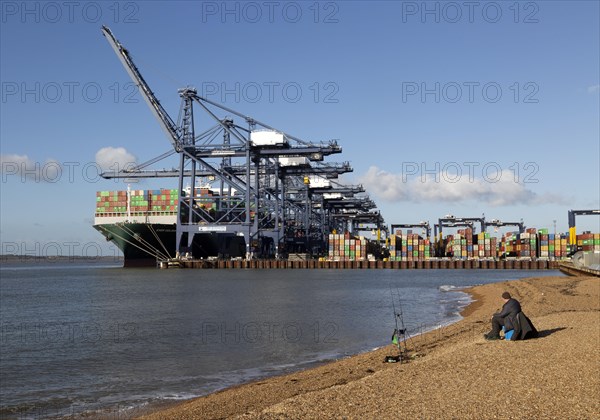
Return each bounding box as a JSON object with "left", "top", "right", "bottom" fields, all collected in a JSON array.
[
  {"left": 160, "top": 259, "right": 560, "bottom": 270},
  {"left": 558, "top": 261, "right": 600, "bottom": 277}
]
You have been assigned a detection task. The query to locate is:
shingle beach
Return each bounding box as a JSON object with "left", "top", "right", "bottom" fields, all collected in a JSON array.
[{"left": 140, "top": 275, "right": 599, "bottom": 419}]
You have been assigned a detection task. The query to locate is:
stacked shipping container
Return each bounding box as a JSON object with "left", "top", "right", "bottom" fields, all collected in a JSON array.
[
  {"left": 390, "top": 229, "right": 597, "bottom": 261},
  {"left": 95, "top": 190, "right": 127, "bottom": 214},
  {"left": 327, "top": 233, "right": 367, "bottom": 261},
  {"left": 95, "top": 188, "right": 221, "bottom": 217},
  {"left": 440, "top": 228, "right": 474, "bottom": 259},
  {"left": 474, "top": 232, "right": 498, "bottom": 258},
  {"left": 498, "top": 228, "right": 538, "bottom": 258},
  {"left": 453, "top": 228, "right": 473, "bottom": 259},
  {"left": 96, "top": 189, "right": 599, "bottom": 259},
  {"left": 389, "top": 232, "right": 432, "bottom": 261},
  {"left": 490, "top": 228, "right": 574, "bottom": 259},
  {"left": 95, "top": 189, "right": 179, "bottom": 216},
  {"left": 192, "top": 188, "right": 218, "bottom": 211},
  {"left": 577, "top": 232, "right": 600, "bottom": 252},
  {"left": 537, "top": 228, "right": 568, "bottom": 258}
]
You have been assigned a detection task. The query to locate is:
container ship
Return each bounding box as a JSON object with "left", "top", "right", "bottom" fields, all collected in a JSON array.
[{"left": 93, "top": 186, "right": 245, "bottom": 267}]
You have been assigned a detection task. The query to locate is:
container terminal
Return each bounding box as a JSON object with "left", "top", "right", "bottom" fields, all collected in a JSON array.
[{"left": 94, "top": 27, "right": 600, "bottom": 273}]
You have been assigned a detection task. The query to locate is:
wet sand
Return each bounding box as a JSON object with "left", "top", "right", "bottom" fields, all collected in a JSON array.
[{"left": 139, "top": 275, "right": 599, "bottom": 419}]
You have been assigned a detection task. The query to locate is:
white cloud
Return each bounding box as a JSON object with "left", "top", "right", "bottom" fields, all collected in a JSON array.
[
  {"left": 95, "top": 147, "right": 137, "bottom": 172},
  {"left": 588, "top": 84, "right": 600, "bottom": 94},
  {"left": 1, "top": 154, "right": 34, "bottom": 171},
  {"left": 358, "top": 166, "right": 567, "bottom": 207},
  {"left": 1, "top": 154, "right": 61, "bottom": 182}
]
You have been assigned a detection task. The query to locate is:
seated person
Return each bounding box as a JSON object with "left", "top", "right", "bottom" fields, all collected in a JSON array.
[{"left": 484, "top": 292, "right": 520, "bottom": 340}]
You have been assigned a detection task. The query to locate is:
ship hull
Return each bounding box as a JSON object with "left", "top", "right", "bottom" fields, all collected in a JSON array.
[{"left": 93, "top": 223, "right": 246, "bottom": 267}]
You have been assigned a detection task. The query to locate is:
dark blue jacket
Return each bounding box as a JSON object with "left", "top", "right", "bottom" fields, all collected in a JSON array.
[{"left": 494, "top": 298, "right": 521, "bottom": 331}]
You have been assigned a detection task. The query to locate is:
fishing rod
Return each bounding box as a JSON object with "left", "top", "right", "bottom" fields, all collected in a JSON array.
[{"left": 385, "top": 285, "right": 417, "bottom": 363}]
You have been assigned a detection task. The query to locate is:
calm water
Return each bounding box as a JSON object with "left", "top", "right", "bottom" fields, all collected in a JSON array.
[{"left": 0, "top": 262, "right": 563, "bottom": 418}]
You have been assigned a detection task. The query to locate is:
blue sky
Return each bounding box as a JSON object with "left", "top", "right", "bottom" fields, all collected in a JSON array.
[{"left": 1, "top": 1, "right": 599, "bottom": 257}]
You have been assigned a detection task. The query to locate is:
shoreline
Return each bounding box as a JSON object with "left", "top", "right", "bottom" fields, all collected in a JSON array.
[
  {"left": 125, "top": 285, "right": 475, "bottom": 417},
  {"left": 459, "top": 288, "right": 485, "bottom": 318},
  {"left": 128, "top": 287, "right": 474, "bottom": 417},
  {"left": 138, "top": 275, "right": 599, "bottom": 419}
]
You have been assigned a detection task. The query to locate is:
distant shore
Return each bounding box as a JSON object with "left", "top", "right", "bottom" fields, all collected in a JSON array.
[
  {"left": 0, "top": 255, "right": 123, "bottom": 264},
  {"left": 139, "top": 275, "right": 599, "bottom": 419}
]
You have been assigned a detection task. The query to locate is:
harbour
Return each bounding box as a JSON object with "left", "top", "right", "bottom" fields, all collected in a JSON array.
[
  {"left": 86, "top": 28, "right": 600, "bottom": 271},
  {"left": 161, "top": 257, "right": 561, "bottom": 270},
  {"left": 2, "top": 4, "right": 599, "bottom": 419}
]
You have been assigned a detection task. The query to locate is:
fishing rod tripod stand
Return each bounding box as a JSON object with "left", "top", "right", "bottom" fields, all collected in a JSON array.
[{"left": 384, "top": 287, "right": 414, "bottom": 364}]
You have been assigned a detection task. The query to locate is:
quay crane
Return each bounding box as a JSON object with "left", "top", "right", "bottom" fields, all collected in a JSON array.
[
  {"left": 568, "top": 209, "right": 600, "bottom": 252},
  {"left": 100, "top": 26, "right": 380, "bottom": 259},
  {"left": 390, "top": 222, "right": 431, "bottom": 241},
  {"left": 434, "top": 217, "right": 478, "bottom": 258},
  {"left": 435, "top": 216, "right": 485, "bottom": 240},
  {"left": 484, "top": 219, "right": 526, "bottom": 234},
  {"left": 434, "top": 216, "right": 528, "bottom": 257}
]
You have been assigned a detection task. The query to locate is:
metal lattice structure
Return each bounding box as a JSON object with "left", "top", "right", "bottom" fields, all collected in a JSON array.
[{"left": 100, "top": 26, "right": 383, "bottom": 259}]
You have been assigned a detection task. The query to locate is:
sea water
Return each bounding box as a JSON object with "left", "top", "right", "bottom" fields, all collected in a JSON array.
[{"left": 0, "top": 262, "right": 562, "bottom": 418}]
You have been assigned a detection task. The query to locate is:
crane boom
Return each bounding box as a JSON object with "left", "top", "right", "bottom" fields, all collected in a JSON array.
[
  {"left": 437, "top": 217, "right": 485, "bottom": 238},
  {"left": 101, "top": 26, "right": 181, "bottom": 150},
  {"left": 390, "top": 222, "right": 431, "bottom": 240},
  {"left": 484, "top": 219, "right": 525, "bottom": 233}
]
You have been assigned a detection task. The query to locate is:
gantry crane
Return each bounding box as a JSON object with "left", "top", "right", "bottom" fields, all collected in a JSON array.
[
  {"left": 390, "top": 222, "right": 431, "bottom": 241},
  {"left": 568, "top": 209, "right": 600, "bottom": 250},
  {"left": 433, "top": 219, "right": 477, "bottom": 257},
  {"left": 101, "top": 26, "right": 379, "bottom": 259},
  {"left": 484, "top": 219, "right": 526, "bottom": 234},
  {"left": 435, "top": 216, "right": 485, "bottom": 240}
]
